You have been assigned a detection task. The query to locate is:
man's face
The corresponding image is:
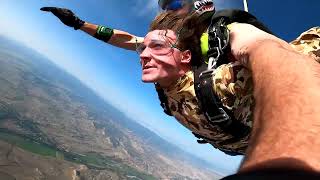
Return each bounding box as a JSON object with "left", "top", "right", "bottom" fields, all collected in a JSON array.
[{"left": 139, "top": 30, "right": 187, "bottom": 87}]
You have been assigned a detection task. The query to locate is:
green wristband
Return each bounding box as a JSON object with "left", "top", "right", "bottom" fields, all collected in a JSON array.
[{"left": 94, "top": 25, "right": 114, "bottom": 42}]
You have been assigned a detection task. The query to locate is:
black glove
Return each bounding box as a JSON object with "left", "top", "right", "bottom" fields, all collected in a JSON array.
[{"left": 40, "top": 7, "right": 85, "bottom": 30}]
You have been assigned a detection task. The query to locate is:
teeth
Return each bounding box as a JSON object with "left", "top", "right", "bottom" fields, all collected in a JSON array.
[
  {"left": 194, "top": 0, "right": 213, "bottom": 11},
  {"left": 195, "top": 1, "right": 201, "bottom": 9}
]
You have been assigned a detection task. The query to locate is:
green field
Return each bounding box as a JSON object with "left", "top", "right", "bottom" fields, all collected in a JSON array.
[
  {"left": 0, "top": 131, "right": 62, "bottom": 158},
  {"left": 0, "top": 130, "right": 156, "bottom": 180}
]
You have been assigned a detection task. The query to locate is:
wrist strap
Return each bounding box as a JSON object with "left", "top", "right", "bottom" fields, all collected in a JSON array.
[{"left": 94, "top": 25, "right": 114, "bottom": 42}]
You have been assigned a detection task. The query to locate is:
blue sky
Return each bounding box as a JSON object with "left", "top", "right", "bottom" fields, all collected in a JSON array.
[{"left": 0, "top": 0, "right": 319, "bottom": 176}]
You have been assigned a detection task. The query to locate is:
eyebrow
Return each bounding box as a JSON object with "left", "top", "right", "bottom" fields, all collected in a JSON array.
[
  {"left": 143, "top": 34, "right": 176, "bottom": 44},
  {"left": 150, "top": 39, "right": 166, "bottom": 43}
]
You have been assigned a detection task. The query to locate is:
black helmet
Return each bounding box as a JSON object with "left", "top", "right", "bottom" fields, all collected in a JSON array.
[
  {"left": 158, "top": 0, "right": 194, "bottom": 10},
  {"left": 158, "top": 0, "right": 215, "bottom": 16}
]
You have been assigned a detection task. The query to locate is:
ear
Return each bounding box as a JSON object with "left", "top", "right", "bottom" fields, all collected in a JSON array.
[{"left": 180, "top": 50, "right": 191, "bottom": 65}]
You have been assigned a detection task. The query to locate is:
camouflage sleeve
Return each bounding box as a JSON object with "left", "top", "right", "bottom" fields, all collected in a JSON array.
[
  {"left": 211, "top": 26, "right": 320, "bottom": 125},
  {"left": 290, "top": 27, "right": 320, "bottom": 63},
  {"left": 212, "top": 61, "right": 254, "bottom": 126}
]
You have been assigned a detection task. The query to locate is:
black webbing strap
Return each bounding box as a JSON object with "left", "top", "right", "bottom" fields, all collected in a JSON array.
[
  {"left": 193, "top": 16, "right": 251, "bottom": 139},
  {"left": 192, "top": 132, "right": 243, "bottom": 156},
  {"left": 196, "top": 68, "right": 251, "bottom": 138}
]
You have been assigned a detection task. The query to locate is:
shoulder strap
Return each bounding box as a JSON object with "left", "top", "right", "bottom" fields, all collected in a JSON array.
[
  {"left": 194, "top": 13, "right": 251, "bottom": 139},
  {"left": 195, "top": 65, "right": 251, "bottom": 139}
]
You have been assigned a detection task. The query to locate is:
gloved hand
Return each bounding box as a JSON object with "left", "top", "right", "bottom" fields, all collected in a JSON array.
[{"left": 40, "top": 7, "right": 85, "bottom": 30}]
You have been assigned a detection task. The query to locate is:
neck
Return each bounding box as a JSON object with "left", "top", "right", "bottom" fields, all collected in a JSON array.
[
  {"left": 158, "top": 68, "right": 190, "bottom": 88},
  {"left": 158, "top": 77, "right": 179, "bottom": 89}
]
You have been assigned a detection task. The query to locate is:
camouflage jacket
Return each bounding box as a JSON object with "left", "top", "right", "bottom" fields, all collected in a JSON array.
[
  {"left": 162, "top": 27, "right": 320, "bottom": 154},
  {"left": 291, "top": 27, "right": 320, "bottom": 63}
]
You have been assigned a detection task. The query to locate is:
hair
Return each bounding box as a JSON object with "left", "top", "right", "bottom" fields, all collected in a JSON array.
[{"left": 149, "top": 11, "right": 210, "bottom": 66}]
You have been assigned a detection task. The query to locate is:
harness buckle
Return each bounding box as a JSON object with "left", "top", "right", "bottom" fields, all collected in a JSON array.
[
  {"left": 207, "top": 19, "right": 230, "bottom": 70},
  {"left": 205, "top": 107, "right": 232, "bottom": 124}
]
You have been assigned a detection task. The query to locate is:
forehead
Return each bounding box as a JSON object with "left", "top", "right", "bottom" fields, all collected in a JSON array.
[{"left": 144, "top": 30, "right": 177, "bottom": 42}]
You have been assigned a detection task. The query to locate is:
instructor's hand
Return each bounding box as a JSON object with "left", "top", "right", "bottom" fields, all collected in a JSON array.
[
  {"left": 228, "top": 23, "right": 290, "bottom": 67},
  {"left": 40, "top": 7, "right": 85, "bottom": 30}
]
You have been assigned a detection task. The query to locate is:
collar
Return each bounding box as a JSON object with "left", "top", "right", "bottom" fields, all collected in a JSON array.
[{"left": 163, "top": 71, "right": 194, "bottom": 95}]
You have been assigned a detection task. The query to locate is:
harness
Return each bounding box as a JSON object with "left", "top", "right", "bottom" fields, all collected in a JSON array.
[{"left": 156, "top": 10, "right": 272, "bottom": 155}]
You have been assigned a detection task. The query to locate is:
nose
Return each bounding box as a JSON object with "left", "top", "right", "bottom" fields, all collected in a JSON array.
[{"left": 139, "top": 47, "right": 151, "bottom": 66}]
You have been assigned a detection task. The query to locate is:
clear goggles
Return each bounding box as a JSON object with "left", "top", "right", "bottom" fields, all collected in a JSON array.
[{"left": 136, "top": 38, "right": 181, "bottom": 56}]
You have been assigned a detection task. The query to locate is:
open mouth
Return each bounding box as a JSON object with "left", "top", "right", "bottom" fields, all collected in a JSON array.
[
  {"left": 143, "top": 65, "right": 156, "bottom": 70},
  {"left": 194, "top": 0, "right": 215, "bottom": 15}
]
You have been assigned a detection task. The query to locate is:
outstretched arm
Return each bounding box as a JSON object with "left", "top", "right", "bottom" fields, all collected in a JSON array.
[
  {"left": 79, "top": 22, "right": 143, "bottom": 51},
  {"left": 41, "top": 7, "right": 143, "bottom": 51}
]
